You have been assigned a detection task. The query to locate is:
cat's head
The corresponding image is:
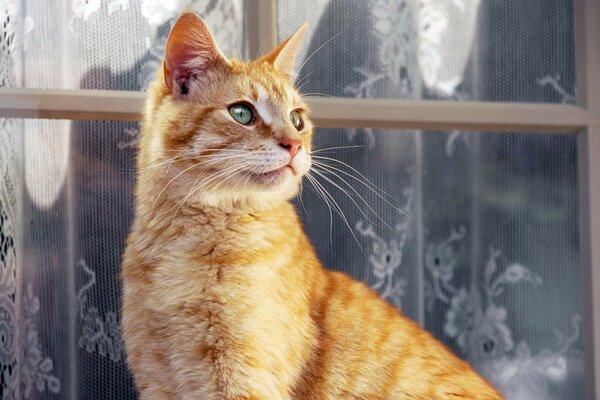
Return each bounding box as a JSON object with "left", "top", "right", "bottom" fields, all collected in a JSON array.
[{"left": 141, "top": 12, "right": 312, "bottom": 212}]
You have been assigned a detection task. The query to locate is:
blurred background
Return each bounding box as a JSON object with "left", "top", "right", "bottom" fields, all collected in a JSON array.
[{"left": 0, "top": 0, "right": 584, "bottom": 398}]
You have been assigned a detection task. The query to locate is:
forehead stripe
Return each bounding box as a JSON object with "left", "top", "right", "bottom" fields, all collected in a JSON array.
[{"left": 255, "top": 84, "right": 273, "bottom": 125}]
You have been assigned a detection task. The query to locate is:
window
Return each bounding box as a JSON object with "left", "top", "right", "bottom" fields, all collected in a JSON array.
[{"left": 0, "top": 1, "right": 598, "bottom": 399}]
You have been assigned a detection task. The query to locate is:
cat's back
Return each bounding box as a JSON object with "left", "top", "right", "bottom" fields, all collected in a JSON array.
[{"left": 294, "top": 270, "right": 502, "bottom": 399}]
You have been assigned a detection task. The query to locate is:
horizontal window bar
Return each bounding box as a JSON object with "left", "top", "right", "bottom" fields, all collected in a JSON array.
[
  {"left": 308, "top": 97, "right": 592, "bottom": 133},
  {"left": 0, "top": 88, "right": 594, "bottom": 133},
  {"left": 0, "top": 88, "right": 142, "bottom": 121}
]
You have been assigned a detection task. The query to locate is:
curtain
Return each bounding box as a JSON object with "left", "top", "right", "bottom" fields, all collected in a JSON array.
[{"left": 0, "top": 0, "right": 582, "bottom": 399}]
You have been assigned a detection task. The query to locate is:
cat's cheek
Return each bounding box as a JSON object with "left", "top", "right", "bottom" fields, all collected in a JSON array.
[{"left": 291, "top": 150, "right": 311, "bottom": 177}]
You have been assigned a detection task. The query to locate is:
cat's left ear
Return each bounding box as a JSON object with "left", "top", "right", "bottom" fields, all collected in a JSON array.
[
  {"left": 261, "top": 22, "right": 308, "bottom": 78},
  {"left": 163, "top": 12, "right": 229, "bottom": 93}
]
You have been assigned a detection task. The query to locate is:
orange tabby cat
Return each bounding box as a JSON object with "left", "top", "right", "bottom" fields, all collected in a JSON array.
[{"left": 122, "top": 12, "right": 502, "bottom": 400}]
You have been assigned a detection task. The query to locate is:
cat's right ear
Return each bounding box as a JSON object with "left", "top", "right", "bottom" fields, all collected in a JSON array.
[{"left": 163, "top": 12, "right": 229, "bottom": 94}]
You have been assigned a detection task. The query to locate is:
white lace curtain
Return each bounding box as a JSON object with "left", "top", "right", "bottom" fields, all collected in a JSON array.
[{"left": 0, "top": 0, "right": 583, "bottom": 399}]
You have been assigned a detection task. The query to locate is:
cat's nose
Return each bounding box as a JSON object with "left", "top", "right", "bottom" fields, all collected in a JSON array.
[{"left": 279, "top": 137, "right": 302, "bottom": 158}]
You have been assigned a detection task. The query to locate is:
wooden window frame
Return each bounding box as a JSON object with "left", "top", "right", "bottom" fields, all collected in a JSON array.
[{"left": 0, "top": 0, "right": 598, "bottom": 397}]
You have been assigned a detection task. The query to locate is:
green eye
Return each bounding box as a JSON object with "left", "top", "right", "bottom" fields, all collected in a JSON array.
[
  {"left": 228, "top": 103, "right": 255, "bottom": 125},
  {"left": 290, "top": 109, "right": 304, "bottom": 131}
]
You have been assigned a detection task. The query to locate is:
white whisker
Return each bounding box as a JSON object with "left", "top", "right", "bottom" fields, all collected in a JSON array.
[
  {"left": 295, "top": 69, "right": 318, "bottom": 92},
  {"left": 311, "top": 155, "right": 408, "bottom": 217},
  {"left": 311, "top": 145, "right": 365, "bottom": 154},
  {"left": 151, "top": 162, "right": 202, "bottom": 209},
  {"left": 294, "top": 30, "right": 343, "bottom": 85},
  {"left": 168, "top": 162, "right": 256, "bottom": 222},
  {"left": 305, "top": 173, "right": 334, "bottom": 245},
  {"left": 306, "top": 172, "right": 364, "bottom": 255},
  {"left": 311, "top": 166, "right": 393, "bottom": 232},
  {"left": 153, "top": 152, "right": 251, "bottom": 210}
]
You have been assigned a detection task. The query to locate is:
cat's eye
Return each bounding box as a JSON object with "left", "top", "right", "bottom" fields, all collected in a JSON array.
[
  {"left": 228, "top": 103, "right": 255, "bottom": 125},
  {"left": 290, "top": 109, "right": 304, "bottom": 131}
]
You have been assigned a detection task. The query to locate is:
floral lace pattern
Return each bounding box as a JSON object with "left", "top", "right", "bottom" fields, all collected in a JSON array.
[
  {"left": 425, "top": 229, "right": 581, "bottom": 396},
  {"left": 20, "top": 285, "right": 60, "bottom": 398},
  {"left": 107, "top": 0, "right": 131, "bottom": 15},
  {"left": 358, "top": 221, "right": 409, "bottom": 308},
  {"left": 344, "top": 0, "right": 415, "bottom": 147},
  {"left": 417, "top": 0, "right": 481, "bottom": 96},
  {"left": 141, "top": 0, "right": 208, "bottom": 27},
  {"left": 0, "top": 0, "right": 17, "bottom": 88},
  {"left": 77, "top": 260, "right": 123, "bottom": 362},
  {"left": 441, "top": 245, "right": 543, "bottom": 357},
  {"left": 536, "top": 74, "right": 576, "bottom": 104},
  {"left": 0, "top": 2, "right": 19, "bottom": 397},
  {"left": 1, "top": 129, "right": 61, "bottom": 397},
  {"left": 358, "top": 188, "right": 414, "bottom": 308},
  {"left": 72, "top": 0, "right": 101, "bottom": 21},
  {"left": 0, "top": 157, "right": 17, "bottom": 399},
  {"left": 71, "top": 0, "right": 130, "bottom": 19}
]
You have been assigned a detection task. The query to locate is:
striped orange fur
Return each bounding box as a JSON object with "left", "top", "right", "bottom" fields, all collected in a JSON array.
[{"left": 122, "top": 12, "right": 503, "bottom": 400}]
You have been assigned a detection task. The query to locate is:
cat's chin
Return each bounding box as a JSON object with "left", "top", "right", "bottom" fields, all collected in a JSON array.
[
  {"left": 248, "top": 165, "right": 294, "bottom": 187},
  {"left": 190, "top": 169, "right": 302, "bottom": 212}
]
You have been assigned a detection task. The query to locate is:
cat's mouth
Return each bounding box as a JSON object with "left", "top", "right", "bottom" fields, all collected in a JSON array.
[{"left": 248, "top": 165, "right": 294, "bottom": 186}]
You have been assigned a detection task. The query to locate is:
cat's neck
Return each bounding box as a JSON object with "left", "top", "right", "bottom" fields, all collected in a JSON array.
[
  {"left": 137, "top": 195, "right": 298, "bottom": 230},
  {"left": 133, "top": 195, "right": 303, "bottom": 266}
]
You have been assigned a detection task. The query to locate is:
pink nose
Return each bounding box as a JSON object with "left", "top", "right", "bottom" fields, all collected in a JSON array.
[{"left": 279, "top": 137, "right": 302, "bottom": 158}]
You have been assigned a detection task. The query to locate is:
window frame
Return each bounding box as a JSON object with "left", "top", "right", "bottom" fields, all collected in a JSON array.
[{"left": 0, "top": 0, "right": 598, "bottom": 397}]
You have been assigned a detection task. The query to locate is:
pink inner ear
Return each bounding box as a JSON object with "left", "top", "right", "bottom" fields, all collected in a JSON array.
[{"left": 163, "top": 12, "right": 226, "bottom": 91}]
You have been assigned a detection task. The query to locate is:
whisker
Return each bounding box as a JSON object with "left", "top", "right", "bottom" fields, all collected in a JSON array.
[
  {"left": 311, "top": 156, "right": 392, "bottom": 197},
  {"left": 125, "top": 150, "right": 190, "bottom": 173},
  {"left": 312, "top": 160, "right": 408, "bottom": 219},
  {"left": 137, "top": 148, "right": 257, "bottom": 173},
  {"left": 221, "top": 164, "right": 257, "bottom": 205},
  {"left": 309, "top": 173, "right": 365, "bottom": 254},
  {"left": 199, "top": 154, "right": 257, "bottom": 166},
  {"left": 199, "top": 161, "right": 261, "bottom": 209},
  {"left": 296, "top": 179, "right": 308, "bottom": 216},
  {"left": 311, "top": 167, "right": 392, "bottom": 231},
  {"left": 306, "top": 172, "right": 364, "bottom": 255},
  {"left": 151, "top": 162, "right": 202, "bottom": 209},
  {"left": 311, "top": 166, "right": 394, "bottom": 232},
  {"left": 311, "top": 145, "right": 365, "bottom": 154},
  {"left": 152, "top": 153, "right": 251, "bottom": 209},
  {"left": 197, "top": 162, "right": 255, "bottom": 193},
  {"left": 169, "top": 173, "right": 203, "bottom": 222},
  {"left": 311, "top": 156, "right": 407, "bottom": 217},
  {"left": 299, "top": 92, "right": 338, "bottom": 98},
  {"left": 294, "top": 30, "right": 344, "bottom": 85},
  {"left": 206, "top": 162, "right": 255, "bottom": 194},
  {"left": 305, "top": 173, "right": 334, "bottom": 245},
  {"left": 295, "top": 69, "right": 318, "bottom": 92},
  {"left": 163, "top": 154, "right": 185, "bottom": 176},
  {"left": 299, "top": 92, "right": 353, "bottom": 111},
  {"left": 168, "top": 162, "right": 255, "bottom": 222}
]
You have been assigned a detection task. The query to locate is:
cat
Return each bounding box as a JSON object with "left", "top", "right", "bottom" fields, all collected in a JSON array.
[{"left": 122, "top": 11, "right": 502, "bottom": 400}]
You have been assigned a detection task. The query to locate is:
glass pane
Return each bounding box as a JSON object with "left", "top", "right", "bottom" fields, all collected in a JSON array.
[
  {"left": 12, "top": 0, "right": 246, "bottom": 91},
  {"left": 278, "top": 0, "right": 575, "bottom": 103}
]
